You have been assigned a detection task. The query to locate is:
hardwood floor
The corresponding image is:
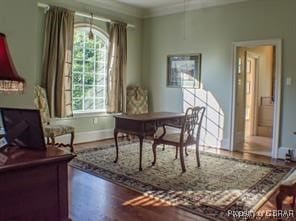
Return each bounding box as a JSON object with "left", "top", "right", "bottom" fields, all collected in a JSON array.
[
  {"left": 68, "top": 138, "right": 296, "bottom": 221},
  {"left": 241, "top": 136, "right": 272, "bottom": 157},
  {"left": 69, "top": 168, "right": 206, "bottom": 221}
]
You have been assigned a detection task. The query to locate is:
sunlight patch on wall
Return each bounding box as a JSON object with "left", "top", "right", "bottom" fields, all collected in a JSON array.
[{"left": 183, "top": 88, "right": 224, "bottom": 148}]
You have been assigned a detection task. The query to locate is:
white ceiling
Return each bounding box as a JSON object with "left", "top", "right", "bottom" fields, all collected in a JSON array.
[{"left": 77, "top": 0, "right": 249, "bottom": 18}]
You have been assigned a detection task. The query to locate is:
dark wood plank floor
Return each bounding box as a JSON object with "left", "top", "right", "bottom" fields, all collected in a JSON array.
[{"left": 68, "top": 138, "right": 295, "bottom": 221}]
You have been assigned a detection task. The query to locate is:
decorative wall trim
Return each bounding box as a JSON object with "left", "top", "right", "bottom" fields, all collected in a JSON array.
[
  {"left": 73, "top": 0, "right": 248, "bottom": 19},
  {"left": 74, "top": 0, "right": 144, "bottom": 18},
  {"left": 54, "top": 129, "right": 113, "bottom": 144},
  {"left": 143, "top": 0, "right": 248, "bottom": 18}
]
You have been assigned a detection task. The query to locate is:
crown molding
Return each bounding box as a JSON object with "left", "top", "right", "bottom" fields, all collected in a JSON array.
[
  {"left": 74, "top": 0, "right": 249, "bottom": 19},
  {"left": 143, "top": 0, "right": 248, "bottom": 18},
  {"left": 74, "top": 0, "right": 144, "bottom": 18}
]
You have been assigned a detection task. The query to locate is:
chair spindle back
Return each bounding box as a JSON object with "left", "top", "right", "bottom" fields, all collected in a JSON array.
[{"left": 181, "top": 106, "right": 206, "bottom": 143}]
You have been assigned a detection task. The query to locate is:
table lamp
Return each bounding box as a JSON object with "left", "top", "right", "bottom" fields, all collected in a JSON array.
[{"left": 0, "top": 33, "right": 25, "bottom": 93}]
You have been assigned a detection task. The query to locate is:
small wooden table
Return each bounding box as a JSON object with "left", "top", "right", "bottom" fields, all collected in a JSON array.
[
  {"left": 113, "top": 112, "right": 184, "bottom": 171},
  {"left": 0, "top": 146, "right": 75, "bottom": 221}
]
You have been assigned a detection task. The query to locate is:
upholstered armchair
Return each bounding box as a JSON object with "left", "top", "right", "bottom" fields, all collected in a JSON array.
[
  {"left": 126, "top": 86, "right": 148, "bottom": 114},
  {"left": 34, "top": 85, "right": 75, "bottom": 152}
]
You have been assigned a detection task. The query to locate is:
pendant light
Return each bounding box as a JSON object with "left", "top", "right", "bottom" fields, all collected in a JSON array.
[{"left": 88, "top": 13, "right": 94, "bottom": 40}]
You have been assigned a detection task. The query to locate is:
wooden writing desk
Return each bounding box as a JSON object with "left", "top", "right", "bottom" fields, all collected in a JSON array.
[
  {"left": 0, "top": 146, "right": 75, "bottom": 221},
  {"left": 114, "top": 112, "right": 184, "bottom": 171}
]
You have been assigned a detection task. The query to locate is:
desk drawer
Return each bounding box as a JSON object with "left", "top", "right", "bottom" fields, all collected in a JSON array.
[
  {"left": 116, "top": 118, "right": 156, "bottom": 135},
  {"left": 156, "top": 118, "right": 183, "bottom": 128}
]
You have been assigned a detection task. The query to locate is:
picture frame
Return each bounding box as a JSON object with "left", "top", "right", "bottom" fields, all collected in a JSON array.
[{"left": 167, "top": 54, "right": 201, "bottom": 88}]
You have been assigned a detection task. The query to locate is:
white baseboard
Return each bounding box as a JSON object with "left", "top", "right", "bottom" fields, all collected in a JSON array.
[
  {"left": 221, "top": 138, "right": 230, "bottom": 150},
  {"left": 54, "top": 129, "right": 113, "bottom": 144},
  {"left": 278, "top": 146, "right": 291, "bottom": 160}
]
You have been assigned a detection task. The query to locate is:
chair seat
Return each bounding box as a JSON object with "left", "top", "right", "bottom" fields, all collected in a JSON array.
[
  {"left": 155, "top": 133, "right": 195, "bottom": 145},
  {"left": 44, "top": 124, "right": 74, "bottom": 137}
]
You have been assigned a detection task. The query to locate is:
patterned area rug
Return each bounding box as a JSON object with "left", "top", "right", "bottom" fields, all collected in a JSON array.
[{"left": 70, "top": 141, "right": 292, "bottom": 221}]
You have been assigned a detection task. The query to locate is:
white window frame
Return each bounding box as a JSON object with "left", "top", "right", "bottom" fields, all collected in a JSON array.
[{"left": 72, "top": 24, "right": 109, "bottom": 115}]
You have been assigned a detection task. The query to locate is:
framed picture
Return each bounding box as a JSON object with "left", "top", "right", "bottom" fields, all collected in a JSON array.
[{"left": 167, "top": 54, "right": 201, "bottom": 88}]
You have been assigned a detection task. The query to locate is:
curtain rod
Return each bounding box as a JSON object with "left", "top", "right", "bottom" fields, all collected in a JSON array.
[{"left": 37, "top": 3, "right": 135, "bottom": 29}]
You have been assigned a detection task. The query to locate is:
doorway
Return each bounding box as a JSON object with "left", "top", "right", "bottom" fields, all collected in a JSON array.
[{"left": 230, "top": 39, "right": 282, "bottom": 158}]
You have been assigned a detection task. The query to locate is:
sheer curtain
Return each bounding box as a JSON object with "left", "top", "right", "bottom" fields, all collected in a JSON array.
[
  {"left": 41, "top": 6, "right": 74, "bottom": 118},
  {"left": 106, "top": 22, "right": 127, "bottom": 113}
]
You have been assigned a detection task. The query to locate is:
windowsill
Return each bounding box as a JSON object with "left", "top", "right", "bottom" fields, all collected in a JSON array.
[
  {"left": 73, "top": 112, "right": 119, "bottom": 118},
  {"left": 51, "top": 112, "right": 121, "bottom": 121}
]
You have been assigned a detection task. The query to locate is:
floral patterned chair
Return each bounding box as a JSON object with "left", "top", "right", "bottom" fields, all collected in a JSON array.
[
  {"left": 34, "top": 85, "right": 74, "bottom": 152},
  {"left": 126, "top": 86, "right": 148, "bottom": 114}
]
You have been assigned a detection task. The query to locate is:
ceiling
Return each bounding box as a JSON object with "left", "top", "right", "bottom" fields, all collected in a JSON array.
[{"left": 77, "top": 0, "right": 249, "bottom": 18}]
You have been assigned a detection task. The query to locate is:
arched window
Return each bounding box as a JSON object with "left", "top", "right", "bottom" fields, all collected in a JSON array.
[{"left": 72, "top": 25, "right": 108, "bottom": 113}]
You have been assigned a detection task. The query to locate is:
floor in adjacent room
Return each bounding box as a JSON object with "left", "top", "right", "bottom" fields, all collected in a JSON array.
[
  {"left": 241, "top": 136, "right": 272, "bottom": 157},
  {"left": 68, "top": 138, "right": 294, "bottom": 221}
]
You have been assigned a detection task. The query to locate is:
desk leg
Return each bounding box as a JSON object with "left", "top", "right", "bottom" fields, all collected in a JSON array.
[
  {"left": 114, "top": 129, "right": 119, "bottom": 163},
  {"left": 138, "top": 136, "right": 144, "bottom": 171}
]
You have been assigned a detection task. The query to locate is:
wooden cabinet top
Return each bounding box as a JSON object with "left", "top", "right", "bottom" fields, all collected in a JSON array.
[{"left": 0, "top": 146, "right": 75, "bottom": 173}]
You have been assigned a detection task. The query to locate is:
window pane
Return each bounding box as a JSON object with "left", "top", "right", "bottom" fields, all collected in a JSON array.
[
  {"left": 84, "top": 73, "right": 94, "bottom": 85},
  {"left": 73, "top": 85, "right": 83, "bottom": 98},
  {"left": 85, "top": 38, "right": 94, "bottom": 49},
  {"left": 85, "top": 60, "right": 95, "bottom": 73},
  {"left": 96, "top": 51, "right": 106, "bottom": 62},
  {"left": 84, "top": 99, "right": 94, "bottom": 110},
  {"left": 85, "top": 48, "right": 94, "bottom": 60},
  {"left": 85, "top": 86, "right": 94, "bottom": 97},
  {"left": 96, "top": 38, "right": 106, "bottom": 50},
  {"left": 95, "top": 98, "right": 105, "bottom": 109},
  {"left": 73, "top": 60, "right": 83, "bottom": 72},
  {"left": 95, "top": 74, "right": 105, "bottom": 85},
  {"left": 74, "top": 31, "right": 84, "bottom": 47},
  {"left": 74, "top": 47, "right": 83, "bottom": 59},
  {"left": 73, "top": 99, "right": 83, "bottom": 111},
  {"left": 95, "top": 86, "right": 105, "bottom": 97},
  {"left": 73, "top": 73, "right": 83, "bottom": 85}
]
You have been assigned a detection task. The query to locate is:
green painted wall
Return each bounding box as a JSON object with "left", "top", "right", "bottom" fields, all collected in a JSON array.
[
  {"left": 1, "top": 0, "right": 296, "bottom": 149},
  {"left": 0, "top": 0, "right": 142, "bottom": 132},
  {"left": 142, "top": 0, "right": 296, "bottom": 148}
]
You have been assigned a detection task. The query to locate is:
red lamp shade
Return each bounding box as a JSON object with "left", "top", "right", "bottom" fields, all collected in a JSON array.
[{"left": 0, "top": 33, "right": 25, "bottom": 92}]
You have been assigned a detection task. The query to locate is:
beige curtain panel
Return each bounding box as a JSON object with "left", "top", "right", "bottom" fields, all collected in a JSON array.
[
  {"left": 41, "top": 6, "right": 74, "bottom": 118},
  {"left": 106, "top": 22, "right": 127, "bottom": 113}
]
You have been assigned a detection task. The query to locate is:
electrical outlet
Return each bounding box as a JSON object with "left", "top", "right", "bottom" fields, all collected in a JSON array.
[{"left": 286, "top": 77, "right": 292, "bottom": 86}]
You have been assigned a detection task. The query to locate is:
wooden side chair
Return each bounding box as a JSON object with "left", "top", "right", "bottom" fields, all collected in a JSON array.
[
  {"left": 152, "top": 106, "right": 206, "bottom": 172},
  {"left": 34, "top": 85, "right": 75, "bottom": 152}
]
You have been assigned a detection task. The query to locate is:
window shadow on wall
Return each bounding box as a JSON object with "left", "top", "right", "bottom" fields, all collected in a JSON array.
[{"left": 182, "top": 88, "right": 225, "bottom": 148}]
